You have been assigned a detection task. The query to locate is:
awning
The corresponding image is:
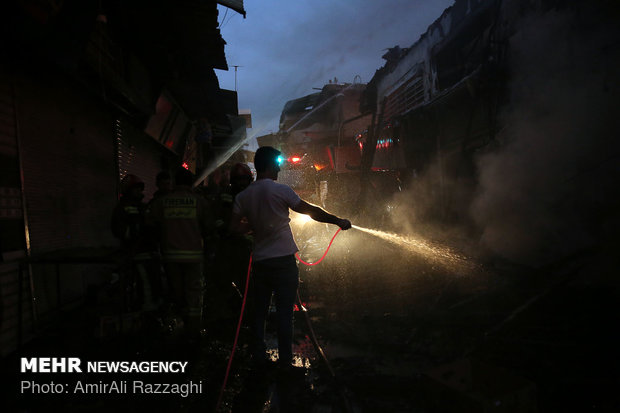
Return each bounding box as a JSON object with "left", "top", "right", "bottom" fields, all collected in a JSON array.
[{"left": 217, "top": 0, "right": 246, "bottom": 17}]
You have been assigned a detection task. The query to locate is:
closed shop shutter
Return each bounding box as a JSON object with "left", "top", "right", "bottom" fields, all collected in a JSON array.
[
  {"left": 0, "top": 65, "right": 29, "bottom": 355},
  {"left": 17, "top": 72, "right": 118, "bottom": 253},
  {"left": 116, "top": 117, "right": 178, "bottom": 201},
  {"left": 0, "top": 71, "right": 122, "bottom": 354},
  {"left": 0, "top": 67, "right": 25, "bottom": 257}
]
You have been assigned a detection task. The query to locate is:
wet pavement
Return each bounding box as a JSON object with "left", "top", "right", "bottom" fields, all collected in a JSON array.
[
  {"left": 2, "top": 222, "right": 619, "bottom": 412},
  {"left": 294, "top": 222, "right": 620, "bottom": 412}
]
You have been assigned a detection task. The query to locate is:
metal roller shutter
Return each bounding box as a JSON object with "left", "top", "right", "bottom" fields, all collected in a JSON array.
[
  {"left": 115, "top": 117, "right": 178, "bottom": 201},
  {"left": 0, "top": 67, "right": 25, "bottom": 256},
  {"left": 16, "top": 72, "right": 118, "bottom": 253},
  {"left": 0, "top": 65, "right": 29, "bottom": 356}
]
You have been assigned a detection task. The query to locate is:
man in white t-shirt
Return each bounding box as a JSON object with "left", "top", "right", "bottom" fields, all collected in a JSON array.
[{"left": 231, "top": 146, "right": 351, "bottom": 369}]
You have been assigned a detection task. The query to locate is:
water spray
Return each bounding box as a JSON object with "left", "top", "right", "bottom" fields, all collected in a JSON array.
[
  {"left": 351, "top": 225, "right": 474, "bottom": 272},
  {"left": 216, "top": 221, "right": 472, "bottom": 411},
  {"left": 293, "top": 219, "right": 472, "bottom": 271},
  {"left": 192, "top": 116, "right": 281, "bottom": 188},
  {"left": 195, "top": 83, "right": 357, "bottom": 188},
  {"left": 285, "top": 83, "right": 355, "bottom": 133}
]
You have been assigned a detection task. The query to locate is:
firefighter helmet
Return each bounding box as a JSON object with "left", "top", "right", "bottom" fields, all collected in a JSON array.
[
  {"left": 230, "top": 163, "right": 252, "bottom": 178},
  {"left": 120, "top": 174, "right": 144, "bottom": 194}
]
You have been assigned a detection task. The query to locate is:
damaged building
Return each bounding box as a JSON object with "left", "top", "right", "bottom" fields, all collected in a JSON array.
[
  {"left": 265, "top": 0, "right": 619, "bottom": 237},
  {"left": 257, "top": 80, "right": 370, "bottom": 208},
  {"left": 0, "top": 0, "right": 246, "bottom": 355},
  {"left": 0, "top": 0, "right": 618, "bottom": 411}
]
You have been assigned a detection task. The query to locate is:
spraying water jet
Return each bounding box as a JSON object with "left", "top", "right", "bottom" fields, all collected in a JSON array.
[
  {"left": 191, "top": 117, "right": 280, "bottom": 187},
  {"left": 351, "top": 225, "right": 475, "bottom": 272},
  {"left": 285, "top": 83, "right": 355, "bottom": 133}
]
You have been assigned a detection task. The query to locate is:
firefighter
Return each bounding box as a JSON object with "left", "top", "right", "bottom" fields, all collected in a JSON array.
[
  {"left": 230, "top": 146, "right": 351, "bottom": 370},
  {"left": 205, "top": 163, "right": 255, "bottom": 328},
  {"left": 219, "top": 163, "right": 254, "bottom": 233},
  {"left": 146, "top": 170, "right": 172, "bottom": 308},
  {"left": 151, "top": 170, "right": 172, "bottom": 203},
  {"left": 230, "top": 162, "right": 254, "bottom": 194},
  {"left": 225, "top": 163, "right": 255, "bottom": 287},
  {"left": 111, "top": 174, "right": 161, "bottom": 311},
  {"left": 147, "top": 166, "right": 213, "bottom": 338}
]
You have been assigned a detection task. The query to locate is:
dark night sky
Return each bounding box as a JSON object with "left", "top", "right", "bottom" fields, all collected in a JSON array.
[{"left": 215, "top": 0, "right": 454, "bottom": 147}]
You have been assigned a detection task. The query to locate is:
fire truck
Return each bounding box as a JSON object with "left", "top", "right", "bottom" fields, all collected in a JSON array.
[
  {"left": 257, "top": 0, "right": 509, "bottom": 225},
  {"left": 260, "top": 0, "right": 617, "bottom": 228}
]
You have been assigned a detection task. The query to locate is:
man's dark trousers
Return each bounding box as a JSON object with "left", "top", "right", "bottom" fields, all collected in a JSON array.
[{"left": 251, "top": 254, "right": 299, "bottom": 366}]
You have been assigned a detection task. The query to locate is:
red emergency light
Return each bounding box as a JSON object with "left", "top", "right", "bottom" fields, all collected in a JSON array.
[
  {"left": 289, "top": 156, "right": 302, "bottom": 164},
  {"left": 182, "top": 162, "right": 190, "bottom": 170}
]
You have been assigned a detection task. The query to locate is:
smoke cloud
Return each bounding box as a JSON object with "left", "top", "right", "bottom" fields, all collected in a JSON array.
[{"left": 470, "top": 5, "right": 620, "bottom": 266}]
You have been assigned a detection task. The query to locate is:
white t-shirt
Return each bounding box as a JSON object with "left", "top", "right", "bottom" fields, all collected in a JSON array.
[{"left": 233, "top": 178, "right": 302, "bottom": 262}]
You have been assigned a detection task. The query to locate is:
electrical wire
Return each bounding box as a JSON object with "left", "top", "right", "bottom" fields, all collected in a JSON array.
[
  {"left": 220, "top": 12, "right": 237, "bottom": 30},
  {"left": 219, "top": 8, "right": 228, "bottom": 28}
]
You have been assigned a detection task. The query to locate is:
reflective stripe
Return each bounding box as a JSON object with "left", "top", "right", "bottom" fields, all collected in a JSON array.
[
  {"left": 163, "top": 256, "right": 203, "bottom": 261},
  {"left": 187, "top": 308, "right": 203, "bottom": 316},
  {"left": 215, "top": 219, "right": 225, "bottom": 228},
  {"left": 133, "top": 252, "right": 152, "bottom": 261},
  {"left": 164, "top": 197, "right": 196, "bottom": 207},
  {"left": 163, "top": 250, "right": 203, "bottom": 261},
  {"left": 163, "top": 206, "right": 197, "bottom": 218},
  {"left": 164, "top": 249, "right": 203, "bottom": 254},
  {"left": 123, "top": 206, "right": 140, "bottom": 214},
  {"left": 221, "top": 193, "right": 233, "bottom": 203}
]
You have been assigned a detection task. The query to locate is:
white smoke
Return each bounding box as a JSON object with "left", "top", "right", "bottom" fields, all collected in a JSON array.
[{"left": 471, "top": 5, "right": 620, "bottom": 265}]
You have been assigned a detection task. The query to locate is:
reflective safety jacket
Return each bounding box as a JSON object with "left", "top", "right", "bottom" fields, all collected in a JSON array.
[
  {"left": 111, "top": 197, "right": 154, "bottom": 261},
  {"left": 147, "top": 186, "right": 213, "bottom": 262},
  {"left": 203, "top": 190, "right": 234, "bottom": 236}
]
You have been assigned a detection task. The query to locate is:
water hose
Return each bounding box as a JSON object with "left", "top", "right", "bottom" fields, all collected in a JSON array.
[
  {"left": 295, "top": 228, "right": 341, "bottom": 266},
  {"left": 215, "top": 227, "right": 344, "bottom": 412},
  {"left": 294, "top": 227, "right": 352, "bottom": 412},
  {"left": 297, "top": 292, "right": 353, "bottom": 413},
  {"left": 215, "top": 254, "right": 252, "bottom": 412}
]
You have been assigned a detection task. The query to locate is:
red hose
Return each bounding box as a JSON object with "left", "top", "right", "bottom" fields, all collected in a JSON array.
[
  {"left": 215, "top": 254, "right": 252, "bottom": 412},
  {"left": 215, "top": 227, "right": 342, "bottom": 411},
  {"left": 295, "top": 228, "right": 341, "bottom": 266}
]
